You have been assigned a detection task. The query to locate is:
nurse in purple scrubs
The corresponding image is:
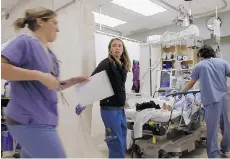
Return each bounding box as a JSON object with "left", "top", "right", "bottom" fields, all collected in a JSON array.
[{"left": 1, "top": 7, "right": 88, "bottom": 158}]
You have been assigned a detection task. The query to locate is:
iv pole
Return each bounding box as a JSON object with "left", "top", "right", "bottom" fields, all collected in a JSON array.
[{"left": 214, "top": 5, "right": 221, "bottom": 58}]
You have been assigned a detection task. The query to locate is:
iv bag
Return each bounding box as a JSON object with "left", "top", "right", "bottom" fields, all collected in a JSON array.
[{"left": 213, "top": 19, "right": 221, "bottom": 37}]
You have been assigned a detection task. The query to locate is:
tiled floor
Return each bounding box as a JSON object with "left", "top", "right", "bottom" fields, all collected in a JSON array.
[
  {"left": 97, "top": 123, "right": 229, "bottom": 158},
  {"left": 2, "top": 111, "right": 230, "bottom": 158},
  {"left": 100, "top": 111, "right": 230, "bottom": 158},
  {"left": 96, "top": 110, "right": 230, "bottom": 158},
  {"left": 97, "top": 134, "right": 209, "bottom": 158},
  {"left": 97, "top": 144, "right": 208, "bottom": 158}
]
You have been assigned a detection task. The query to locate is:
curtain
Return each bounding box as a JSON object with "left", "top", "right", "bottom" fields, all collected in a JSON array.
[{"left": 52, "top": 0, "right": 105, "bottom": 157}]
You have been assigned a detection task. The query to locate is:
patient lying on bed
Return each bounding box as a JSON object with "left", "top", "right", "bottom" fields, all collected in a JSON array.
[
  {"left": 156, "top": 92, "right": 201, "bottom": 111},
  {"left": 125, "top": 93, "right": 202, "bottom": 138}
]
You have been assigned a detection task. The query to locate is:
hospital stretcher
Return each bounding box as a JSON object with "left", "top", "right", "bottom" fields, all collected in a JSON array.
[{"left": 125, "top": 90, "right": 207, "bottom": 158}]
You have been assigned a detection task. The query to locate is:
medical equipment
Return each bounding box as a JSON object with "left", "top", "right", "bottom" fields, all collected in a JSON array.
[
  {"left": 125, "top": 91, "right": 206, "bottom": 158},
  {"left": 171, "top": 3, "right": 193, "bottom": 27},
  {"left": 213, "top": 6, "right": 222, "bottom": 58},
  {"left": 141, "top": 29, "right": 203, "bottom": 96},
  {"left": 140, "top": 31, "right": 180, "bottom": 95}
]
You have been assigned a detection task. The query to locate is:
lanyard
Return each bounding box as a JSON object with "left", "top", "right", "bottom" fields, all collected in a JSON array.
[
  {"left": 31, "top": 35, "right": 70, "bottom": 106},
  {"left": 31, "top": 35, "right": 55, "bottom": 76},
  {"left": 60, "top": 92, "right": 70, "bottom": 106}
]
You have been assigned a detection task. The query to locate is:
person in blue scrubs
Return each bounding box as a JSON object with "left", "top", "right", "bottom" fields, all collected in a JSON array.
[
  {"left": 182, "top": 44, "right": 230, "bottom": 158},
  {"left": 90, "top": 38, "right": 131, "bottom": 158},
  {"left": 1, "top": 8, "right": 88, "bottom": 158}
]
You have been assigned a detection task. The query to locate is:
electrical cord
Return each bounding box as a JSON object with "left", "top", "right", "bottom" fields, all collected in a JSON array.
[
  {"left": 139, "top": 51, "right": 162, "bottom": 93},
  {"left": 140, "top": 32, "right": 179, "bottom": 93}
]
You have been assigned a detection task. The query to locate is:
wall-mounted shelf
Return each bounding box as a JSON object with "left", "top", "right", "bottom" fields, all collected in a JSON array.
[{"left": 157, "top": 35, "right": 203, "bottom": 90}]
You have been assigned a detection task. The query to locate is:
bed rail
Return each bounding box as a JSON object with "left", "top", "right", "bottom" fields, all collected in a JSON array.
[
  {"left": 166, "top": 90, "right": 200, "bottom": 97},
  {"left": 166, "top": 90, "right": 201, "bottom": 133}
]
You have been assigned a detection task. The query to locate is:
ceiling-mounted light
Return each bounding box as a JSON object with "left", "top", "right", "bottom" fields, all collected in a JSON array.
[
  {"left": 111, "top": 0, "right": 166, "bottom": 16},
  {"left": 92, "top": 11, "right": 127, "bottom": 27}
]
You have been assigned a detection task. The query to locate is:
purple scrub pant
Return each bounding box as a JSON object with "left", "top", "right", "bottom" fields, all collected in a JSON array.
[{"left": 7, "top": 124, "right": 66, "bottom": 158}]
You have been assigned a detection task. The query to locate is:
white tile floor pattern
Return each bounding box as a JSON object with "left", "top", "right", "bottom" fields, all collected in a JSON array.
[
  {"left": 97, "top": 143, "right": 208, "bottom": 158},
  {"left": 0, "top": 136, "right": 223, "bottom": 158},
  {"left": 97, "top": 121, "right": 230, "bottom": 158}
]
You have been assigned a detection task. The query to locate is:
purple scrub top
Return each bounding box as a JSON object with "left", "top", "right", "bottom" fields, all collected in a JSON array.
[{"left": 1, "top": 35, "right": 60, "bottom": 126}]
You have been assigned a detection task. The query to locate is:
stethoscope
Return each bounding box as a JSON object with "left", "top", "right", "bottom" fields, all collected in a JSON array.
[{"left": 31, "top": 35, "right": 70, "bottom": 106}]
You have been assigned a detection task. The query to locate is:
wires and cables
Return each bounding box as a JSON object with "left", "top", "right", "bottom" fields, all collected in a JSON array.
[{"left": 140, "top": 32, "right": 180, "bottom": 93}]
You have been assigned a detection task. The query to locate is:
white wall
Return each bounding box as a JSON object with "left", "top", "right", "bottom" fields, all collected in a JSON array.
[{"left": 139, "top": 43, "right": 162, "bottom": 95}]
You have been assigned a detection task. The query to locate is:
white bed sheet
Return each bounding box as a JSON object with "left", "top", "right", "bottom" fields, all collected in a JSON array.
[
  {"left": 125, "top": 105, "right": 198, "bottom": 123},
  {"left": 125, "top": 96, "right": 199, "bottom": 123},
  {"left": 126, "top": 108, "right": 181, "bottom": 123},
  {"left": 125, "top": 105, "right": 198, "bottom": 139}
]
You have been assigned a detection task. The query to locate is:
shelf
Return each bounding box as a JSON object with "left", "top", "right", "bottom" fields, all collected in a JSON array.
[
  {"left": 160, "top": 68, "right": 193, "bottom": 71},
  {"left": 162, "top": 59, "right": 176, "bottom": 62},
  {"left": 178, "top": 59, "right": 193, "bottom": 62},
  {"left": 156, "top": 33, "right": 202, "bottom": 91},
  {"left": 179, "top": 68, "right": 193, "bottom": 71}
]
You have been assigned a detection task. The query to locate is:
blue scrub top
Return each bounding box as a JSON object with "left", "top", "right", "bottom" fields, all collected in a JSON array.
[
  {"left": 191, "top": 58, "right": 230, "bottom": 106},
  {"left": 1, "top": 35, "right": 60, "bottom": 125}
]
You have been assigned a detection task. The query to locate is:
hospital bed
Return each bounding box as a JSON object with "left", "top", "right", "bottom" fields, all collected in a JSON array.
[{"left": 125, "top": 90, "right": 206, "bottom": 158}]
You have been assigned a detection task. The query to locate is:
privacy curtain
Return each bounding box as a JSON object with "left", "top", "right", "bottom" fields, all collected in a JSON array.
[{"left": 52, "top": 0, "right": 105, "bottom": 157}]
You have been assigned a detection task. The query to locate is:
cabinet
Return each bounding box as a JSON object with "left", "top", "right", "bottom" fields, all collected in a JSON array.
[{"left": 158, "top": 35, "right": 202, "bottom": 90}]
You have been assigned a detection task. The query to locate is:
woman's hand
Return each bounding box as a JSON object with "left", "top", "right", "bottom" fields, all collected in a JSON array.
[
  {"left": 58, "top": 76, "right": 90, "bottom": 91},
  {"left": 70, "top": 76, "right": 90, "bottom": 85},
  {"left": 36, "top": 71, "right": 60, "bottom": 90}
]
